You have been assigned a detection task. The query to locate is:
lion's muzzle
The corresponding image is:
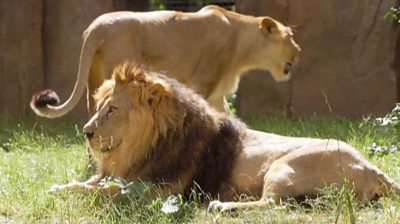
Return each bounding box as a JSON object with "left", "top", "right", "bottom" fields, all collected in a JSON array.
[
  {"left": 83, "top": 113, "right": 98, "bottom": 141},
  {"left": 84, "top": 131, "right": 94, "bottom": 140}
]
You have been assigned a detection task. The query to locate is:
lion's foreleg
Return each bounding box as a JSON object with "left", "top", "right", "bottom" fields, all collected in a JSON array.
[
  {"left": 208, "top": 198, "right": 276, "bottom": 213},
  {"left": 48, "top": 174, "right": 108, "bottom": 195},
  {"left": 48, "top": 181, "right": 97, "bottom": 194}
]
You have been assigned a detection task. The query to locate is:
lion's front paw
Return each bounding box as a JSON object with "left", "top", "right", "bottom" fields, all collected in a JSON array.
[
  {"left": 208, "top": 200, "right": 231, "bottom": 213},
  {"left": 47, "top": 182, "right": 94, "bottom": 194},
  {"left": 47, "top": 184, "right": 65, "bottom": 193}
]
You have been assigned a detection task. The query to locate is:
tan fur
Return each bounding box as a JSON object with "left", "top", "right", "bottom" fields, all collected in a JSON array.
[
  {"left": 87, "top": 64, "right": 184, "bottom": 181},
  {"left": 30, "top": 5, "right": 300, "bottom": 118},
  {"left": 50, "top": 63, "right": 400, "bottom": 213}
]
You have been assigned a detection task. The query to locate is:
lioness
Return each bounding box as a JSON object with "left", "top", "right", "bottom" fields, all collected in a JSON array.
[
  {"left": 50, "top": 63, "right": 400, "bottom": 212},
  {"left": 30, "top": 5, "right": 300, "bottom": 117}
]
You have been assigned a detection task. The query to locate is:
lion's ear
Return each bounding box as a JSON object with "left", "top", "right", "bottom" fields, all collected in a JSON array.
[
  {"left": 259, "top": 17, "right": 280, "bottom": 37},
  {"left": 147, "top": 82, "right": 170, "bottom": 107}
]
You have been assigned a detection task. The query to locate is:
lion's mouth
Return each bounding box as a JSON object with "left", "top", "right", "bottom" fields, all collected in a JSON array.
[
  {"left": 99, "top": 140, "right": 122, "bottom": 153},
  {"left": 284, "top": 62, "right": 293, "bottom": 75}
]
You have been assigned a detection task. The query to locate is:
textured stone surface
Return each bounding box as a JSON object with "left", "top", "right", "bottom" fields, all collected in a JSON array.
[
  {"left": 236, "top": 0, "right": 398, "bottom": 118},
  {"left": 1, "top": 1, "right": 398, "bottom": 120},
  {"left": 0, "top": 0, "right": 44, "bottom": 120},
  {"left": 43, "top": 0, "right": 115, "bottom": 121},
  {"left": 0, "top": 0, "right": 152, "bottom": 122}
]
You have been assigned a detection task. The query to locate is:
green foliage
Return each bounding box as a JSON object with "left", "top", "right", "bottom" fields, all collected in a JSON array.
[
  {"left": 366, "top": 143, "right": 398, "bottom": 157},
  {"left": 150, "top": 0, "right": 167, "bottom": 10},
  {"left": 385, "top": 7, "right": 400, "bottom": 23},
  {"left": 374, "top": 103, "right": 400, "bottom": 129},
  {"left": 97, "top": 176, "right": 155, "bottom": 198},
  {"left": 363, "top": 103, "right": 400, "bottom": 156}
]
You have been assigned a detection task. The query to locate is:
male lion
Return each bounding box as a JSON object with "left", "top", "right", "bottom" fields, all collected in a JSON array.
[
  {"left": 50, "top": 63, "right": 400, "bottom": 212},
  {"left": 30, "top": 5, "right": 300, "bottom": 117}
]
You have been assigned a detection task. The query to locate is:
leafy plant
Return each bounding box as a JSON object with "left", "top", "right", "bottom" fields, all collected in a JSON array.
[
  {"left": 97, "top": 176, "right": 155, "bottom": 198},
  {"left": 366, "top": 143, "right": 398, "bottom": 157},
  {"left": 150, "top": 0, "right": 167, "bottom": 10},
  {"left": 161, "top": 195, "right": 183, "bottom": 214},
  {"left": 97, "top": 176, "right": 201, "bottom": 218},
  {"left": 363, "top": 103, "right": 400, "bottom": 156},
  {"left": 385, "top": 7, "right": 400, "bottom": 23},
  {"left": 374, "top": 103, "right": 400, "bottom": 129}
]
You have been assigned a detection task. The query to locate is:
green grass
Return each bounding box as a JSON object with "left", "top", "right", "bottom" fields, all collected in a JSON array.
[{"left": 0, "top": 117, "right": 399, "bottom": 223}]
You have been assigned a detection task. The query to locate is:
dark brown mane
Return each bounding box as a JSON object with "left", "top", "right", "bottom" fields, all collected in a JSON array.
[
  {"left": 97, "top": 62, "right": 247, "bottom": 198},
  {"left": 137, "top": 70, "right": 246, "bottom": 197}
]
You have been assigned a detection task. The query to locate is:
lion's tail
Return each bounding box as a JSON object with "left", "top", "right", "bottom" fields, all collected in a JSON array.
[
  {"left": 376, "top": 170, "right": 400, "bottom": 198},
  {"left": 30, "top": 26, "right": 102, "bottom": 118}
]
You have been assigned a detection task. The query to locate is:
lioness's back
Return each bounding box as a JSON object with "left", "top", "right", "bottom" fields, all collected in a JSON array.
[
  {"left": 84, "top": 7, "right": 238, "bottom": 92},
  {"left": 88, "top": 7, "right": 230, "bottom": 30}
]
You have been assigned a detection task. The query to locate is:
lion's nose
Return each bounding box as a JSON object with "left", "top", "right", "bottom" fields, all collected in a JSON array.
[
  {"left": 84, "top": 131, "right": 94, "bottom": 140},
  {"left": 83, "top": 124, "right": 94, "bottom": 140}
]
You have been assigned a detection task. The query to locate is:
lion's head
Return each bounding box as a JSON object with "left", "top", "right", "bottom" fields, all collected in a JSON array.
[
  {"left": 254, "top": 17, "right": 301, "bottom": 81},
  {"left": 83, "top": 62, "right": 244, "bottom": 195},
  {"left": 83, "top": 63, "right": 184, "bottom": 177}
]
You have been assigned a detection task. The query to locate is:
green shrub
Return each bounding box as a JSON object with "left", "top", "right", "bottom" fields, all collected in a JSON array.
[{"left": 385, "top": 7, "right": 400, "bottom": 23}]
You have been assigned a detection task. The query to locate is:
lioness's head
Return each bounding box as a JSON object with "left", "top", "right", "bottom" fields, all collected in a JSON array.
[
  {"left": 83, "top": 63, "right": 185, "bottom": 175},
  {"left": 255, "top": 17, "right": 301, "bottom": 81}
]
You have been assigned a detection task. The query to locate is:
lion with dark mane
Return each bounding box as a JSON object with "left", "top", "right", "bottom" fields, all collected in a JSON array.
[{"left": 51, "top": 62, "right": 400, "bottom": 212}]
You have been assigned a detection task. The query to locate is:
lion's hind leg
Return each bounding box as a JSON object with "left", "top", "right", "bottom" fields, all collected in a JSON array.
[
  {"left": 208, "top": 162, "right": 298, "bottom": 213},
  {"left": 261, "top": 146, "right": 400, "bottom": 205},
  {"left": 208, "top": 156, "right": 308, "bottom": 213}
]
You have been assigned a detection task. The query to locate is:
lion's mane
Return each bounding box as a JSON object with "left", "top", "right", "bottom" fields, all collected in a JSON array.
[{"left": 94, "top": 63, "right": 246, "bottom": 196}]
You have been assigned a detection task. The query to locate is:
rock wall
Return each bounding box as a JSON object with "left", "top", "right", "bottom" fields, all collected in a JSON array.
[
  {"left": 43, "top": 0, "right": 115, "bottom": 121},
  {"left": 236, "top": 0, "right": 399, "bottom": 118},
  {"left": 0, "top": 0, "right": 147, "bottom": 122},
  {"left": 0, "top": 0, "right": 44, "bottom": 120},
  {"left": 1, "top": 1, "right": 399, "bottom": 121}
]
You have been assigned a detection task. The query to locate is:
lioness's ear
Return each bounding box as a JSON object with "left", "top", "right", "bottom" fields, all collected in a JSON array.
[{"left": 259, "top": 17, "right": 280, "bottom": 36}]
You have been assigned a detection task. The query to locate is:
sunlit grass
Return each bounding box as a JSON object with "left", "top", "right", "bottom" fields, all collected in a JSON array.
[{"left": 0, "top": 117, "right": 399, "bottom": 223}]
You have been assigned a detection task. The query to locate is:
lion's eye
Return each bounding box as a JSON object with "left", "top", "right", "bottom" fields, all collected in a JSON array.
[{"left": 106, "top": 106, "right": 117, "bottom": 118}]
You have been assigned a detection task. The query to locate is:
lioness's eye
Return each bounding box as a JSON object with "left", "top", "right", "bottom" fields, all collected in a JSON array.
[{"left": 106, "top": 106, "right": 117, "bottom": 118}]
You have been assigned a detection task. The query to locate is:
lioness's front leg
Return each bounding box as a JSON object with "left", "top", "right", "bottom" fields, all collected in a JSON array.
[{"left": 206, "top": 95, "right": 230, "bottom": 113}]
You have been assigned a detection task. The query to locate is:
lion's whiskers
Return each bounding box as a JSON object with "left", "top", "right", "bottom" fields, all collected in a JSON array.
[{"left": 91, "top": 135, "right": 114, "bottom": 150}]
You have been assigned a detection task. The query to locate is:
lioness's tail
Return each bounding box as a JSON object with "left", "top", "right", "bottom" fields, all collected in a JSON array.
[{"left": 30, "top": 28, "right": 101, "bottom": 118}]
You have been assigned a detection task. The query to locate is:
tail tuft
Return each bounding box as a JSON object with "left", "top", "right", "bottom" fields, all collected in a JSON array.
[{"left": 31, "top": 89, "right": 60, "bottom": 108}]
